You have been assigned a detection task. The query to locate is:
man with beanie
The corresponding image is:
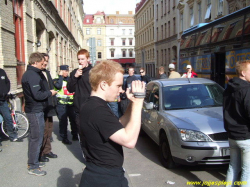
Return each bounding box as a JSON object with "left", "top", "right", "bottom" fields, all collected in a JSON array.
[
  {"left": 54, "top": 65, "right": 78, "bottom": 145},
  {"left": 168, "top": 64, "right": 181, "bottom": 79}
]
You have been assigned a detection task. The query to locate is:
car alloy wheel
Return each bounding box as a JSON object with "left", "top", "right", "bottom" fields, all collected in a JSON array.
[{"left": 159, "top": 133, "right": 176, "bottom": 169}]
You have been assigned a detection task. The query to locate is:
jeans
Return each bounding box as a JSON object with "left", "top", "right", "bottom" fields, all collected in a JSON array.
[
  {"left": 56, "top": 104, "right": 77, "bottom": 139},
  {"left": 0, "top": 101, "right": 17, "bottom": 140},
  {"left": 226, "top": 138, "right": 250, "bottom": 187},
  {"left": 26, "top": 112, "right": 45, "bottom": 169},
  {"left": 108, "top": 102, "right": 120, "bottom": 118}
]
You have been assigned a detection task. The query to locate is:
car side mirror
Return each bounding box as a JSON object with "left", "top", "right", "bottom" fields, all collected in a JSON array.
[{"left": 144, "top": 102, "right": 154, "bottom": 110}]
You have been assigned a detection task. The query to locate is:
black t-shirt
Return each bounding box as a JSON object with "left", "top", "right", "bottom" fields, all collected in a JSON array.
[{"left": 80, "top": 96, "right": 124, "bottom": 168}]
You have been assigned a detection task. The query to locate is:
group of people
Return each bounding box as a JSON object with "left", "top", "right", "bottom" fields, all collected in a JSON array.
[
  {"left": 1, "top": 48, "right": 146, "bottom": 187},
  {"left": 3, "top": 49, "right": 249, "bottom": 186},
  {"left": 158, "top": 63, "right": 197, "bottom": 79},
  {"left": 19, "top": 49, "right": 93, "bottom": 176}
]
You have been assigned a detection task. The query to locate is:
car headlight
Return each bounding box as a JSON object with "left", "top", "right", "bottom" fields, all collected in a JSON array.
[{"left": 179, "top": 129, "right": 212, "bottom": 142}]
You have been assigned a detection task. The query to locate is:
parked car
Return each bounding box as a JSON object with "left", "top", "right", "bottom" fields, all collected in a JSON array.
[{"left": 142, "top": 78, "right": 229, "bottom": 169}]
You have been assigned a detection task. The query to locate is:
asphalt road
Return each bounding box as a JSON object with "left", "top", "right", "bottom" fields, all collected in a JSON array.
[
  {"left": 123, "top": 131, "right": 229, "bottom": 187},
  {"left": 0, "top": 117, "right": 228, "bottom": 187}
]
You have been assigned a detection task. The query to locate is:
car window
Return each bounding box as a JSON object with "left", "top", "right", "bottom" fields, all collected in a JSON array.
[{"left": 163, "top": 83, "right": 223, "bottom": 110}]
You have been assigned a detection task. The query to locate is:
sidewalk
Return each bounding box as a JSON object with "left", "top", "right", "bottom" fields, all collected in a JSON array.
[{"left": 0, "top": 117, "right": 132, "bottom": 187}]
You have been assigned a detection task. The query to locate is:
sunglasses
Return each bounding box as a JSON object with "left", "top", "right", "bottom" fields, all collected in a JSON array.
[{"left": 140, "top": 71, "right": 144, "bottom": 73}]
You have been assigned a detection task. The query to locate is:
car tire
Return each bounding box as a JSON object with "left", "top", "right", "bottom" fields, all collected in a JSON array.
[{"left": 159, "top": 133, "right": 176, "bottom": 169}]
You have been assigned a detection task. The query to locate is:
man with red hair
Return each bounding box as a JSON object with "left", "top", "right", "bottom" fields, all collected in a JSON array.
[{"left": 67, "top": 49, "right": 92, "bottom": 146}]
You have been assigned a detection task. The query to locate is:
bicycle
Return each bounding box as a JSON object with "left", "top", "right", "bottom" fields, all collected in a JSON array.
[{"left": 0, "top": 93, "right": 29, "bottom": 139}]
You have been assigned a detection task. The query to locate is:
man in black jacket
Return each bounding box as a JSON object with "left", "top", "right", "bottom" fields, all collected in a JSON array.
[
  {"left": 39, "top": 53, "right": 58, "bottom": 162},
  {"left": 139, "top": 67, "right": 151, "bottom": 84},
  {"left": 120, "top": 67, "right": 139, "bottom": 115},
  {"left": 67, "top": 49, "right": 92, "bottom": 153},
  {"left": 223, "top": 60, "right": 250, "bottom": 185},
  {"left": 0, "top": 68, "right": 19, "bottom": 143},
  {"left": 22, "top": 52, "right": 57, "bottom": 176}
]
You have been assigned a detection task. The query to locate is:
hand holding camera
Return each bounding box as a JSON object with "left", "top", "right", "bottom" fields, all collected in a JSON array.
[{"left": 126, "top": 80, "right": 146, "bottom": 100}]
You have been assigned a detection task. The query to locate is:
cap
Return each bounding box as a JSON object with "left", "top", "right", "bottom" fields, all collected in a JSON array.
[
  {"left": 169, "top": 64, "right": 175, "bottom": 69},
  {"left": 186, "top": 65, "right": 192, "bottom": 69},
  {"left": 60, "top": 65, "right": 69, "bottom": 70}
]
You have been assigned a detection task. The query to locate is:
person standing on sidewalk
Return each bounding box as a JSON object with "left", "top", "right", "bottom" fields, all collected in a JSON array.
[
  {"left": 39, "top": 53, "right": 58, "bottom": 163},
  {"left": 22, "top": 52, "right": 57, "bottom": 176},
  {"left": 0, "top": 68, "right": 21, "bottom": 143},
  {"left": 158, "top": 66, "right": 168, "bottom": 79},
  {"left": 54, "top": 65, "right": 78, "bottom": 145},
  {"left": 67, "top": 49, "right": 92, "bottom": 152},
  {"left": 168, "top": 64, "right": 181, "bottom": 79},
  {"left": 79, "top": 60, "right": 145, "bottom": 186},
  {"left": 139, "top": 67, "right": 151, "bottom": 84},
  {"left": 223, "top": 60, "right": 250, "bottom": 186}
]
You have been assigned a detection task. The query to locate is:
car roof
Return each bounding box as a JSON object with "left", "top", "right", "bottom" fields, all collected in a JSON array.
[{"left": 151, "top": 78, "right": 217, "bottom": 87}]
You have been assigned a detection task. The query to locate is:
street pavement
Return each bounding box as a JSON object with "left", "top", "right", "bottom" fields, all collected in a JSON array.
[{"left": 0, "top": 117, "right": 133, "bottom": 187}]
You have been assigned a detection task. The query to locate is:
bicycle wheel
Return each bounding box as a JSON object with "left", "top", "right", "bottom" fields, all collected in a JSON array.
[{"left": 1, "top": 111, "right": 29, "bottom": 139}]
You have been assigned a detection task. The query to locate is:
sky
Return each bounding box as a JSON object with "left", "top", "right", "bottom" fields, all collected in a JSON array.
[{"left": 83, "top": 0, "right": 138, "bottom": 14}]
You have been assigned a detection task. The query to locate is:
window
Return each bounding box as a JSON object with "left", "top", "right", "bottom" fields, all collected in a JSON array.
[
  {"left": 129, "top": 50, "right": 133, "bottom": 57},
  {"left": 96, "top": 17, "right": 101, "bottom": 23},
  {"left": 198, "top": 3, "right": 202, "bottom": 23},
  {"left": 129, "top": 38, "right": 133, "bottom": 45},
  {"left": 218, "top": 0, "right": 223, "bottom": 15},
  {"left": 14, "top": 0, "right": 25, "bottom": 85},
  {"left": 110, "top": 38, "right": 114, "bottom": 46},
  {"left": 168, "top": 21, "right": 170, "bottom": 37},
  {"left": 87, "top": 39, "right": 89, "bottom": 46},
  {"left": 161, "top": 25, "right": 163, "bottom": 39},
  {"left": 156, "top": 4, "right": 158, "bottom": 20},
  {"left": 122, "top": 29, "right": 125, "bottom": 35},
  {"left": 97, "top": 28, "right": 101, "bottom": 35},
  {"left": 173, "top": 17, "right": 176, "bottom": 34},
  {"left": 205, "top": 0, "right": 212, "bottom": 20},
  {"left": 98, "top": 52, "right": 102, "bottom": 59},
  {"left": 168, "top": 0, "right": 170, "bottom": 12},
  {"left": 190, "top": 7, "right": 194, "bottom": 26},
  {"left": 86, "top": 28, "right": 90, "bottom": 35},
  {"left": 129, "top": 29, "right": 132, "bottom": 35},
  {"left": 97, "top": 39, "right": 101, "bottom": 46},
  {"left": 110, "top": 29, "right": 114, "bottom": 35},
  {"left": 180, "top": 13, "right": 183, "bottom": 31},
  {"left": 86, "top": 19, "right": 89, "bottom": 23},
  {"left": 161, "top": 1, "right": 163, "bottom": 17},
  {"left": 122, "top": 39, "right": 126, "bottom": 45},
  {"left": 165, "top": 0, "right": 167, "bottom": 14},
  {"left": 110, "top": 19, "right": 114, "bottom": 23},
  {"left": 111, "top": 50, "right": 114, "bottom": 57},
  {"left": 122, "top": 50, "right": 126, "bottom": 57}
]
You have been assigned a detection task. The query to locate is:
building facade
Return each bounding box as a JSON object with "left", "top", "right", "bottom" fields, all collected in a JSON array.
[
  {"left": 105, "top": 11, "right": 135, "bottom": 71},
  {"left": 134, "top": 0, "right": 156, "bottom": 77},
  {"left": 82, "top": 11, "right": 135, "bottom": 70},
  {"left": 134, "top": 0, "right": 249, "bottom": 78},
  {"left": 0, "top": 0, "right": 84, "bottom": 111},
  {"left": 154, "top": 0, "right": 178, "bottom": 77},
  {"left": 83, "top": 11, "right": 106, "bottom": 65}
]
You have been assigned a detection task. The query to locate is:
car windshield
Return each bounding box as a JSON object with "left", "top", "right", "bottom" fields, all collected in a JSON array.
[{"left": 163, "top": 83, "right": 224, "bottom": 110}]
